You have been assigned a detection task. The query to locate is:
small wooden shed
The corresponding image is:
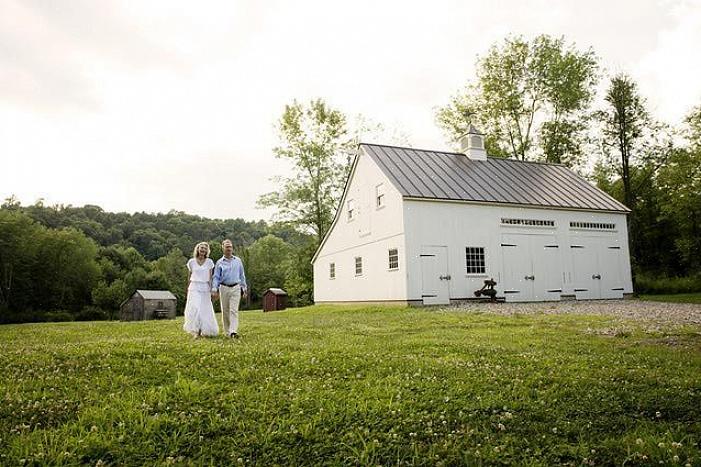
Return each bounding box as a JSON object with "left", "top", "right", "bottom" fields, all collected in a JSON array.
[
  {"left": 120, "top": 290, "right": 177, "bottom": 321},
  {"left": 263, "top": 288, "right": 287, "bottom": 312}
]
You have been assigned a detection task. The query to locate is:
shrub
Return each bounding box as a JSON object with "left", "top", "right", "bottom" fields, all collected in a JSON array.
[
  {"left": 75, "top": 306, "right": 109, "bottom": 321},
  {"left": 43, "top": 311, "right": 75, "bottom": 322},
  {"left": 635, "top": 273, "right": 701, "bottom": 294}
]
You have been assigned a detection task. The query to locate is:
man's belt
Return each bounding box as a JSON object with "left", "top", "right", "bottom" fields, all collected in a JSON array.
[{"left": 222, "top": 283, "right": 239, "bottom": 287}]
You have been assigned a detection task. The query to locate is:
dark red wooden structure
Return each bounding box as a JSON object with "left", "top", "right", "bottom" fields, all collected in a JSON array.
[{"left": 263, "top": 288, "right": 288, "bottom": 312}]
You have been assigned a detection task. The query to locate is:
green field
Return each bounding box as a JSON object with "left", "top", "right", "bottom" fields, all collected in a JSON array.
[{"left": 1, "top": 306, "right": 700, "bottom": 466}]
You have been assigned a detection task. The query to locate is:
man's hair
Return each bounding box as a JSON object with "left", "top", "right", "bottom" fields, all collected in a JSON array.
[{"left": 222, "top": 239, "right": 233, "bottom": 247}]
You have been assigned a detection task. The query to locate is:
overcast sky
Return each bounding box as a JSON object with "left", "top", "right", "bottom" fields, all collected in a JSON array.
[{"left": 1, "top": 0, "right": 700, "bottom": 221}]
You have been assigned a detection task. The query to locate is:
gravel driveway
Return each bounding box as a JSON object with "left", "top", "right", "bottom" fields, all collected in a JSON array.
[{"left": 447, "top": 299, "right": 701, "bottom": 328}]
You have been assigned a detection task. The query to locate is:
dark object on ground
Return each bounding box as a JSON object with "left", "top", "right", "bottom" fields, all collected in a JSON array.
[{"left": 474, "top": 278, "right": 499, "bottom": 303}]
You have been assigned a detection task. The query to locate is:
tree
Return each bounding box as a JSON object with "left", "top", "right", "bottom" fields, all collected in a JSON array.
[
  {"left": 33, "top": 228, "right": 100, "bottom": 311},
  {"left": 246, "top": 235, "right": 293, "bottom": 300},
  {"left": 436, "top": 34, "right": 599, "bottom": 165},
  {"left": 595, "top": 74, "right": 673, "bottom": 277},
  {"left": 258, "top": 99, "right": 356, "bottom": 245},
  {"left": 0, "top": 211, "right": 42, "bottom": 313},
  {"left": 656, "top": 107, "right": 701, "bottom": 273}
]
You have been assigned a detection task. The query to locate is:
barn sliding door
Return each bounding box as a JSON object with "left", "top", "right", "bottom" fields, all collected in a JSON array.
[
  {"left": 501, "top": 233, "right": 563, "bottom": 302},
  {"left": 571, "top": 237, "right": 625, "bottom": 299}
]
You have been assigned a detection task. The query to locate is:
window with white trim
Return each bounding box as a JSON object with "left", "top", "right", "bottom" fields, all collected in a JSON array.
[
  {"left": 347, "top": 199, "right": 355, "bottom": 221},
  {"left": 465, "top": 247, "right": 486, "bottom": 274},
  {"left": 355, "top": 257, "right": 363, "bottom": 276},
  {"left": 375, "top": 184, "right": 385, "bottom": 208},
  {"left": 388, "top": 248, "right": 399, "bottom": 270},
  {"left": 329, "top": 262, "right": 335, "bottom": 280}
]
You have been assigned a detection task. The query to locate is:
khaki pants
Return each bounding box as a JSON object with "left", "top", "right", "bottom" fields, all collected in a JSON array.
[{"left": 219, "top": 284, "right": 241, "bottom": 335}]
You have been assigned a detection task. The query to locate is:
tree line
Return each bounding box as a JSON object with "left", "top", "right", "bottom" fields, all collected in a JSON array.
[{"left": 0, "top": 203, "right": 315, "bottom": 323}]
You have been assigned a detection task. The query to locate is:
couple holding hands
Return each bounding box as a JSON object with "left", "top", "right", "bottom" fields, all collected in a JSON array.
[{"left": 183, "top": 239, "right": 247, "bottom": 339}]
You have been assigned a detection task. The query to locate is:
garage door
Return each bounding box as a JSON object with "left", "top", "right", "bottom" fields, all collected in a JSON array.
[
  {"left": 570, "top": 236, "right": 625, "bottom": 299},
  {"left": 501, "top": 233, "right": 563, "bottom": 301}
]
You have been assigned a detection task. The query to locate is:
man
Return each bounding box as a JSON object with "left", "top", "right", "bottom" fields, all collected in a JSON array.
[{"left": 211, "top": 239, "right": 248, "bottom": 338}]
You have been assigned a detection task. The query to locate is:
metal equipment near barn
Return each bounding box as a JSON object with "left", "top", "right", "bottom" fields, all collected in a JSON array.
[
  {"left": 263, "top": 288, "right": 287, "bottom": 312},
  {"left": 120, "top": 290, "right": 177, "bottom": 321}
]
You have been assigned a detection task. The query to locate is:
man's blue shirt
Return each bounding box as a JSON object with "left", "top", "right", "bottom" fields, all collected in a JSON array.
[{"left": 212, "top": 255, "right": 247, "bottom": 292}]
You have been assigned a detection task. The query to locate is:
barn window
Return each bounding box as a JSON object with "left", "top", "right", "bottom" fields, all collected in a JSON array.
[
  {"left": 355, "top": 257, "right": 363, "bottom": 276},
  {"left": 388, "top": 248, "right": 399, "bottom": 270},
  {"left": 329, "top": 263, "right": 335, "bottom": 279},
  {"left": 376, "top": 184, "right": 385, "bottom": 208},
  {"left": 347, "top": 199, "right": 355, "bottom": 221},
  {"left": 158, "top": 301, "right": 164, "bottom": 308},
  {"left": 569, "top": 221, "right": 615, "bottom": 230},
  {"left": 465, "top": 247, "right": 486, "bottom": 274},
  {"left": 501, "top": 218, "right": 555, "bottom": 227}
]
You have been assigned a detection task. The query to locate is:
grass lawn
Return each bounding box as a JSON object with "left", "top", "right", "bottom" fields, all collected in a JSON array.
[
  {"left": 639, "top": 293, "right": 701, "bottom": 304},
  {"left": 1, "top": 305, "right": 700, "bottom": 466}
]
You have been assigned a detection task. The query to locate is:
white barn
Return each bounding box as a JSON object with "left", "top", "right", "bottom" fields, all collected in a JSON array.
[{"left": 312, "top": 128, "right": 634, "bottom": 305}]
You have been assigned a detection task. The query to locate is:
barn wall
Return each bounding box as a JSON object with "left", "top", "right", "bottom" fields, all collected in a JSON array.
[
  {"left": 313, "top": 148, "right": 407, "bottom": 303},
  {"left": 403, "top": 199, "right": 633, "bottom": 302}
]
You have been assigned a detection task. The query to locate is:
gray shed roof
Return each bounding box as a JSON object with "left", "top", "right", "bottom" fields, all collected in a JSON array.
[
  {"left": 136, "top": 290, "right": 177, "bottom": 300},
  {"left": 361, "top": 144, "right": 629, "bottom": 212}
]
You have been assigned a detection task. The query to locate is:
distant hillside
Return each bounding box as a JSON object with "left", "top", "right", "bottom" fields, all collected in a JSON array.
[{"left": 1, "top": 199, "right": 305, "bottom": 260}]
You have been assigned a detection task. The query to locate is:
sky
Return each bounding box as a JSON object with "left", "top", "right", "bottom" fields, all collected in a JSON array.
[{"left": 1, "top": 0, "right": 700, "bottom": 221}]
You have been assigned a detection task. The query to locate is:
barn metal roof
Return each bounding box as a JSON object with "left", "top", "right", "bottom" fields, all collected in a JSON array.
[
  {"left": 361, "top": 144, "right": 630, "bottom": 212},
  {"left": 136, "top": 290, "right": 177, "bottom": 300}
]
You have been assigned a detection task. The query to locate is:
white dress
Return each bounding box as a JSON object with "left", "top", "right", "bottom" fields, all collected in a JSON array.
[{"left": 183, "top": 258, "right": 219, "bottom": 337}]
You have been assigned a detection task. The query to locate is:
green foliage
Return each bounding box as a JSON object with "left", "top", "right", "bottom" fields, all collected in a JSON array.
[
  {"left": 635, "top": 274, "right": 701, "bottom": 295},
  {"left": 246, "top": 235, "right": 293, "bottom": 299},
  {"left": 0, "top": 307, "right": 699, "bottom": 465},
  {"left": 258, "top": 98, "right": 355, "bottom": 244},
  {"left": 437, "top": 34, "right": 598, "bottom": 165}
]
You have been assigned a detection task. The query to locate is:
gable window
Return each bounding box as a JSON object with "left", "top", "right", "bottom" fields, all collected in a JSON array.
[
  {"left": 570, "top": 221, "right": 615, "bottom": 230},
  {"left": 388, "top": 248, "right": 399, "bottom": 270},
  {"left": 355, "top": 257, "right": 363, "bottom": 276},
  {"left": 329, "top": 262, "right": 335, "bottom": 280},
  {"left": 347, "top": 199, "right": 355, "bottom": 221},
  {"left": 501, "top": 218, "right": 555, "bottom": 227},
  {"left": 465, "top": 247, "right": 486, "bottom": 274},
  {"left": 376, "top": 184, "right": 385, "bottom": 208}
]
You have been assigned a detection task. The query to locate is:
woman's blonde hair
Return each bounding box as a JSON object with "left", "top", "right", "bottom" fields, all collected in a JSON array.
[{"left": 192, "top": 241, "right": 210, "bottom": 259}]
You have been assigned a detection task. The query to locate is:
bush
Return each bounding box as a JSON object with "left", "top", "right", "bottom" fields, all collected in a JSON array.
[
  {"left": 635, "top": 273, "right": 701, "bottom": 294},
  {"left": 43, "top": 311, "right": 75, "bottom": 322},
  {"left": 75, "top": 306, "right": 109, "bottom": 322}
]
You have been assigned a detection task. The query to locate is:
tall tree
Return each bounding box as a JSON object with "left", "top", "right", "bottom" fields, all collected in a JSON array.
[
  {"left": 258, "top": 99, "right": 355, "bottom": 245},
  {"left": 436, "top": 34, "right": 598, "bottom": 165},
  {"left": 656, "top": 106, "right": 701, "bottom": 273}
]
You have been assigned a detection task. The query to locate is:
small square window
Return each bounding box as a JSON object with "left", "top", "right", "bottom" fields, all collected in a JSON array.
[
  {"left": 388, "top": 248, "right": 399, "bottom": 270},
  {"left": 376, "top": 184, "right": 385, "bottom": 208},
  {"left": 355, "top": 257, "right": 363, "bottom": 276},
  {"left": 465, "top": 247, "right": 486, "bottom": 274},
  {"left": 347, "top": 199, "right": 355, "bottom": 221},
  {"left": 329, "top": 263, "right": 335, "bottom": 280}
]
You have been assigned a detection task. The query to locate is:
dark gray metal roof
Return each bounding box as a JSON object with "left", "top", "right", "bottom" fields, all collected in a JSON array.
[
  {"left": 136, "top": 290, "right": 177, "bottom": 300},
  {"left": 361, "top": 144, "right": 630, "bottom": 212}
]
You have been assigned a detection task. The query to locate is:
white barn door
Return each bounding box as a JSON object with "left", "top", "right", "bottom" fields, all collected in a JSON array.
[
  {"left": 501, "top": 233, "right": 563, "bottom": 302},
  {"left": 420, "top": 246, "right": 450, "bottom": 305},
  {"left": 571, "top": 237, "right": 625, "bottom": 299}
]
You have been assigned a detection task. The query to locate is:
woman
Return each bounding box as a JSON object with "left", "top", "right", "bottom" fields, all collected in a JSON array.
[{"left": 183, "top": 242, "right": 219, "bottom": 338}]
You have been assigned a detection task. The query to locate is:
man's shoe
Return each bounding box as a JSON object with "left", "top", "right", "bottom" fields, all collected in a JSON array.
[{"left": 229, "top": 332, "right": 239, "bottom": 339}]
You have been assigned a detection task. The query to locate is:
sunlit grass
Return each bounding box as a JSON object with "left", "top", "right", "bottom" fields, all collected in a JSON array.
[{"left": 1, "top": 305, "right": 700, "bottom": 465}]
